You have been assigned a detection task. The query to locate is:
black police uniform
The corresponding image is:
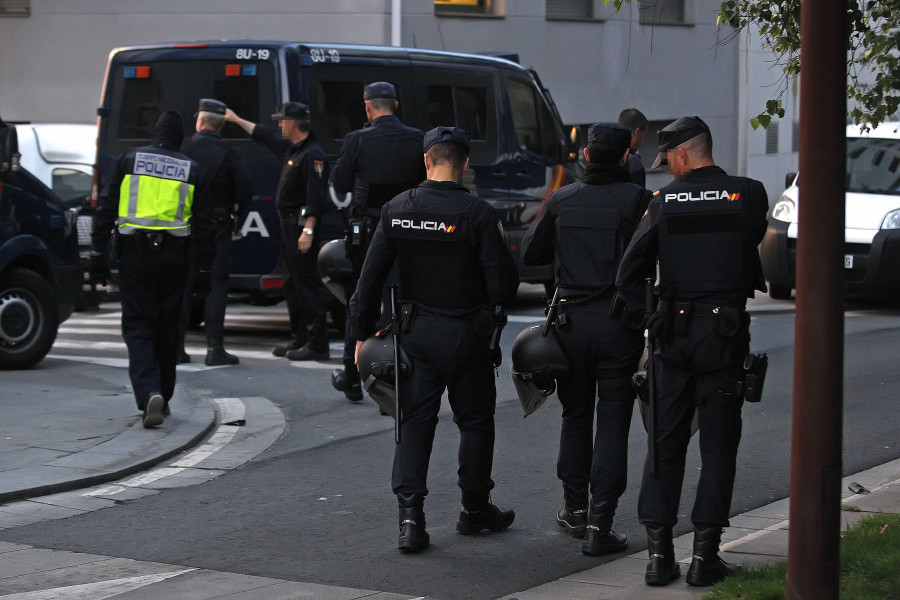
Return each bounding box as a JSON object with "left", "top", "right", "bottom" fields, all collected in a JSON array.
[
  {"left": 252, "top": 122, "right": 335, "bottom": 355},
  {"left": 349, "top": 128, "right": 518, "bottom": 551},
  {"left": 626, "top": 152, "right": 646, "bottom": 188},
  {"left": 331, "top": 83, "right": 425, "bottom": 395},
  {"left": 92, "top": 113, "right": 213, "bottom": 416},
  {"left": 617, "top": 140, "right": 768, "bottom": 583},
  {"left": 179, "top": 107, "right": 252, "bottom": 362},
  {"left": 521, "top": 123, "right": 650, "bottom": 552}
]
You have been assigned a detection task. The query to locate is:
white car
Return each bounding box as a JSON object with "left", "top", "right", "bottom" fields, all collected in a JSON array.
[
  {"left": 15, "top": 123, "right": 95, "bottom": 207},
  {"left": 760, "top": 121, "right": 900, "bottom": 299}
]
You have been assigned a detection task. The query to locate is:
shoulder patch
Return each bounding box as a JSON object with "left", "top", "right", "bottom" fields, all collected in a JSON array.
[
  {"left": 314, "top": 160, "right": 324, "bottom": 177},
  {"left": 652, "top": 190, "right": 660, "bottom": 196},
  {"left": 497, "top": 220, "right": 504, "bottom": 236}
]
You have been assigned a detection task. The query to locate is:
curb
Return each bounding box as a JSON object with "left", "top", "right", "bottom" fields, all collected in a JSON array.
[{"left": 0, "top": 389, "right": 217, "bottom": 504}]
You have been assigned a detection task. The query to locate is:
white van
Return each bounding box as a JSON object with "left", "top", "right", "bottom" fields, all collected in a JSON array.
[
  {"left": 15, "top": 123, "right": 95, "bottom": 207},
  {"left": 760, "top": 121, "right": 900, "bottom": 299}
]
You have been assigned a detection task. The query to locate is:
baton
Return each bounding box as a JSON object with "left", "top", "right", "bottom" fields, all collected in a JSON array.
[
  {"left": 541, "top": 287, "right": 561, "bottom": 337},
  {"left": 390, "top": 285, "right": 402, "bottom": 444},
  {"left": 645, "top": 278, "right": 658, "bottom": 476}
]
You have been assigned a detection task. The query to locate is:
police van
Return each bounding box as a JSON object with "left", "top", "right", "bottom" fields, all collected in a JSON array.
[
  {"left": 94, "top": 41, "right": 578, "bottom": 298},
  {"left": 761, "top": 121, "right": 900, "bottom": 300}
]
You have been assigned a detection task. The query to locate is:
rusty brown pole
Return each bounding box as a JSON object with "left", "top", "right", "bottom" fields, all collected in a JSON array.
[{"left": 786, "top": 0, "right": 847, "bottom": 598}]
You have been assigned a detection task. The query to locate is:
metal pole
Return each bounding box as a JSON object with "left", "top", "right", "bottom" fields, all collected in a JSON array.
[
  {"left": 391, "top": 0, "right": 402, "bottom": 47},
  {"left": 786, "top": 0, "right": 846, "bottom": 598}
]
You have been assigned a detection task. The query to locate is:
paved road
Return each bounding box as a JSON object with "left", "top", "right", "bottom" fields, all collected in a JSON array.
[{"left": 1, "top": 287, "right": 898, "bottom": 599}]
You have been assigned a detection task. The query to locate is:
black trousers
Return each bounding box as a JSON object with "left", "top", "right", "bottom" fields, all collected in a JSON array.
[
  {"left": 341, "top": 266, "right": 396, "bottom": 381},
  {"left": 118, "top": 235, "right": 190, "bottom": 409},
  {"left": 392, "top": 312, "right": 496, "bottom": 504},
  {"left": 638, "top": 310, "right": 748, "bottom": 528},
  {"left": 180, "top": 221, "right": 233, "bottom": 346},
  {"left": 555, "top": 309, "right": 644, "bottom": 504},
  {"left": 279, "top": 217, "right": 332, "bottom": 349}
]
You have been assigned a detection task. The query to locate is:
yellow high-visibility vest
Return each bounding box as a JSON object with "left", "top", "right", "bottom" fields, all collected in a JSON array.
[{"left": 117, "top": 151, "right": 195, "bottom": 236}]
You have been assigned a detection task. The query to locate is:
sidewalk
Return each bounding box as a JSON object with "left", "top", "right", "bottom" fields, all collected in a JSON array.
[
  {"left": 501, "top": 457, "right": 900, "bottom": 599},
  {"left": 0, "top": 368, "right": 216, "bottom": 504}
]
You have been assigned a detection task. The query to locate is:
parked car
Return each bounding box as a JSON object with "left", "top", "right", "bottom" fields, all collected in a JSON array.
[
  {"left": 761, "top": 121, "right": 900, "bottom": 299},
  {"left": 0, "top": 119, "right": 81, "bottom": 368}
]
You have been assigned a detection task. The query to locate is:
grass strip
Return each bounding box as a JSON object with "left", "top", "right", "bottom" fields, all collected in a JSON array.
[{"left": 703, "top": 512, "right": 900, "bottom": 600}]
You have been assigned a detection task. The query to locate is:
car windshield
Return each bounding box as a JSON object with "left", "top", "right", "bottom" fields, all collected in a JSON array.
[{"left": 846, "top": 137, "right": 900, "bottom": 195}]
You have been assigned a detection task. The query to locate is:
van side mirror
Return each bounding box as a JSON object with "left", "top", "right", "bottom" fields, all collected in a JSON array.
[
  {"left": 0, "top": 121, "right": 21, "bottom": 174},
  {"left": 785, "top": 172, "right": 797, "bottom": 188},
  {"left": 564, "top": 124, "right": 583, "bottom": 162}
]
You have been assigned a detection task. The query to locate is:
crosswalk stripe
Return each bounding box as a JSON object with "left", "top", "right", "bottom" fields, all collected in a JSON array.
[{"left": 0, "top": 569, "right": 197, "bottom": 599}]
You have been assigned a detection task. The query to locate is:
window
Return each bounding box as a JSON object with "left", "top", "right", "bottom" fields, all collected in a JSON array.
[
  {"left": 434, "top": 0, "right": 502, "bottom": 17},
  {"left": 0, "top": 0, "right": 29, "bottom": 17},
  {"left": 425, "top": 79, "right": 495, "bottom": 163},
  {"left": 314, "top": 80, "right": 368, "bottom": 151},
  {"left": 546, "top": 0, "right": 593, "bottom": 20},
  {"left": 639, "top": 0, "right": 686, "bottom": 25},
  {"left": 506, "top": 78, "right": 560, "bottom": 161},
  {"left": 51, "top": 168, "right": 92, "bottom": 206},
  {"left": 792, "top": 121, "right": 800, "bottom": 153},
  {"left": 766, "top": 122, "right": 779, "bottom": 154}
]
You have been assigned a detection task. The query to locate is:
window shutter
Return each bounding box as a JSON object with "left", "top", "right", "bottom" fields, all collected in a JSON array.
[
  {"left": 547, "top": 0, "right": 592, "bottom": 19},
  {"left": 0, "top": 0, "right": 30, "bottom": 17}
]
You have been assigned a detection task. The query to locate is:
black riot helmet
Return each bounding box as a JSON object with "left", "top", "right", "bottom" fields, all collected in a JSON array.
[
  {"left": 357, "top": 335, "right": 411, "bottom": 417},
  {"left": 510, "top": 325, "right": 570, "bottom": 416},
  {"left": 317, "top": 239, "right": 355, "bottom": 305}
]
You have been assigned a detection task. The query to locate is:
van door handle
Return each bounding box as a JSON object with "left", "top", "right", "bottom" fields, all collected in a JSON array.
[
  {"left": 491, "top": 169, "right": 505, "bottom": 177},
  {"left": 516, "top": 170, "right": 530, "bottom": 179}
]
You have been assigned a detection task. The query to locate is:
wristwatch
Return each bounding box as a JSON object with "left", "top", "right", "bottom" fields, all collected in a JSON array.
[{"left": 303, "top": 227, "right": 314, "bottom": 235}]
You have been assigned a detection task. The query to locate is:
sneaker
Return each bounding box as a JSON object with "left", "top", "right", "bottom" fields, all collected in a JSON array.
[
  {"left": 142, "top": 393, "right": 164, "bottom": 428},
  {"left": 456, "top": 503, "right": 515, "bottom": 535}
]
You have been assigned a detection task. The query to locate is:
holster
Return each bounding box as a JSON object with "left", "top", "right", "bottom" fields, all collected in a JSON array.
[
  {"left": 399, "top": 303, "right": 417, "bottom": 334},
  {"left": 739, "top": 352, "right": 768, "bottom": 403}
]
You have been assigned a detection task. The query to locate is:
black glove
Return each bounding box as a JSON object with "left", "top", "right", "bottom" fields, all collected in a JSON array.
[
  {"left": 89, "top": 251, "right": 110, "bottom": 286},
  {"left": 194, "top": 269, "right": 212, "bottom": 297}
]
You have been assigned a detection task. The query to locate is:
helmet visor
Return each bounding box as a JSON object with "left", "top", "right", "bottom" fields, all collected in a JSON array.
[{"left": 513, "top": 376, "right": 553, "bottom": 417}]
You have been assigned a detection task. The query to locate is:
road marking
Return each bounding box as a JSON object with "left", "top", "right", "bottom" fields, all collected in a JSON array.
[
  {"left": 0, "top": 569, "right": 196, "bottom": 599},
  {"left": 47, "top": 354, "right": 227, "bottom": 372},
  {"left": 289, "top": 361, "right": 341, "bottom": 370},
  {"left": 507, "top": 314, "right": 544, "bottom": 323},
  {"left": 84, "top": 398, "right": 245, "bottom": 497}
]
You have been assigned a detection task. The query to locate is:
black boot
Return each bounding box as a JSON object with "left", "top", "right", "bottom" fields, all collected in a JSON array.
[
  {"left": 581, "top": 499, "right": 628, "bottom": 555},
  {"left": 645, "top": 525, "right": 681, "bottom": 586},
  {"left": 397, "top": 493, "right": 429, "bottom": 553},
  {"left": 331, "top": 368, "right": 363, "bottom": 402},
  {"left": 177, "top": 349, "right": 191, "bottom": 364},
  {"left": 686, "top": 525, "right": 736, "bottom": 586},
  {"left": 272, "top": 337, "right": 306, "bottom": 357},
  {"left": 205, "top": 342, "right": 239, "bottom": 366},
  {"left": 456, "top": 497, "right": 515, "bottom": 535},
  {"left": 556, "top": 483, "right": 588, "bottom": 538}
]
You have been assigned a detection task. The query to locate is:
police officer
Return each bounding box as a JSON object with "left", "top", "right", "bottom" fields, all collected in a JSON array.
[
  {"left": 615, "top": 116, "right": 768, "bottom": 587},
  {"left": 90, "top": 111, "right": 213, "bottom": 428},
  {"left": 521, "top": 123, "right": 650, "bottom": 555},
  {"left": 617, "top": 108, "right": 648, "bottom": 187},
  {"left": 178, "top": 99, "right": 252, "bottom": 366},
  {"left": 349, "top": 127, "right": 518, "bottom": 553},
  {"left": 226, "top": 102, "right": 335, "bottom": 361},
  {"left": 329, "top": 82, "right": 425, "bottom": 402}
]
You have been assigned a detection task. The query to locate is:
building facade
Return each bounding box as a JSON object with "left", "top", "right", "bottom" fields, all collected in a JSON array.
[{"left": 0, "top": 0, "right": 798, "bottom": 198}]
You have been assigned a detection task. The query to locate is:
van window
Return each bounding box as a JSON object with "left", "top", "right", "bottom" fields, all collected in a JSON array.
[
  {"left": 106, "top": 60, "right": 277, "bottom": 159},
  {"left": 846, "top": 138, "right": 900, "bottom": 195},
  {"left": 506, "top": 77, "right": 559, "bottom": 161},
  {"left": 424, "top": 77, "right": 496, "bottom": 164},
  {"left": 313, "top": 79, "right": 368, "bottom": 151},
  {"left": 51, "top": 168, "right": 91, "bottom": 205}
]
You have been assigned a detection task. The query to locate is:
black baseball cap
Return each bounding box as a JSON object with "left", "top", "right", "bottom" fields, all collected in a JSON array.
[
  {"left": 423, "top": 126, "right": 471, "bottom": 154},
  {"left": 196, "top": 98, "right": 226, "bottom": 116},
  {"left": 651, "top": 116, "right": 711, "bottom": 169},
  {"left": 364, "top": 82, "right": 397, "bottom": 101},
  {"left": 586, "top": 122, "right": 631, "bottom": 150},
  {"left": 271, "top": 101, "right": 311, "bottom": 122}
]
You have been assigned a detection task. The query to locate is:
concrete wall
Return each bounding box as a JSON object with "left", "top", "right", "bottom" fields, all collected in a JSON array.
[{"left": 2, "top": 0, "right": 797, "bottom": 195}]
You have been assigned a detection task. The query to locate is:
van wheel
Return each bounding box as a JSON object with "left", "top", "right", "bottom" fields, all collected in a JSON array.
[
  {"left": 769, "top": 284, "right": 793, "bottom": 300},
  {"left": 0, "top": 269, "right": 59, "bottom": 369}
]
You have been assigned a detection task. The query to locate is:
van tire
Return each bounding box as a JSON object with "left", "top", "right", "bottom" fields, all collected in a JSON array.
[
  {"left": 0, "top": 268, "right": 60, "bottom": 369},
  {"left": 768, "top": 284, "right": 792, "bottom": 300}
]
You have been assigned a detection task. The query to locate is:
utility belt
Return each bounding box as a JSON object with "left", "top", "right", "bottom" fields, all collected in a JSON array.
[
  {"left": 118, "top": 230, "right": 190, "bottom": 255},
  {"left": 277, "top": 207, "right": 305, "bottom": 223},
  {"left": 553, "top": 290, "right": 613, "bottom": 329},
  {"left": 394, "top": 301, "right": 507, "bottom": 366},
  {"left": 656, "top": 299, "right": 744, "bottom": 338}
]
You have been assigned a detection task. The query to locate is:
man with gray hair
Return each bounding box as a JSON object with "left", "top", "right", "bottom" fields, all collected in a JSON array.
[
  {"left": 179, "top": 98, "right": 252, "bottom": 366},
  {"left": 618, "top": 108, "right": 648, "bottom": 187}
]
